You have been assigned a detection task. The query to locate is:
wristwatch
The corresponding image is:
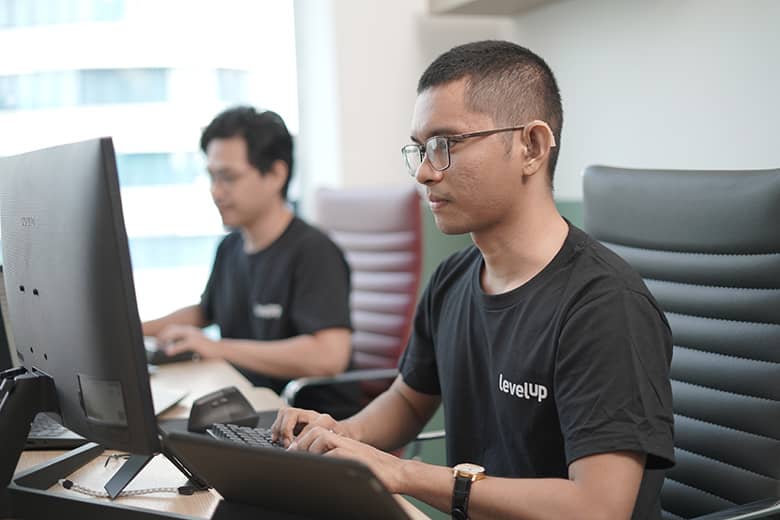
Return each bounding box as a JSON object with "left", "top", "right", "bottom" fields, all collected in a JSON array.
[{"left": 451, "top": 462, "right": 485, "bottom": 520}]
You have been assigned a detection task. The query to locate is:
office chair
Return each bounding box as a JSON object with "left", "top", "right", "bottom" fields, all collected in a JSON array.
[
  {"left": 583, "top": 166, "right": 780, "bottom": 520},
  {"left": 281, "top": 186, "right": 423, "bottom": 411}
]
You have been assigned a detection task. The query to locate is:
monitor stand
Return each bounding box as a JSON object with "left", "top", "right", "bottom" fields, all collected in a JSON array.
[{"left": 0, "top": 367, "right": 204, "bottom": 502}]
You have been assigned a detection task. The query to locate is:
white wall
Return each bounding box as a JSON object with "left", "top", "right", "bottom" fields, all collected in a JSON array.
[
  {"left": 294, "top": 1, "right": 780, "bottom": 206},
  {"left": 293, "top": 0, "right": 513, "bottom": 216},
  {"left": 513, "top": 0, "right": 780, "bottom": 200}
]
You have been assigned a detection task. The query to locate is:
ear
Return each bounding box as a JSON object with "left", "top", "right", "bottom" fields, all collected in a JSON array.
[
  {"left": 267, "top": 159, "right": 289, "bottom": 193},
  {"left": 521, "top": 120, "right": 557, "bottom": 177}
]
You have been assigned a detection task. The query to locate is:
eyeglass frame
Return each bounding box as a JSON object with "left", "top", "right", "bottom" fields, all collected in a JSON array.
[{"left": 400, "top": 122, "right": 557, "bottom": 177}]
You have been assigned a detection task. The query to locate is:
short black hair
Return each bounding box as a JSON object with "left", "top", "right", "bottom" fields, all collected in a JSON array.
[
  {"left": 200, "top": 106, "right": 294, "bottom": 199},
  {"left": 418, "top": 40, "right": 563, "bottom": 185}
]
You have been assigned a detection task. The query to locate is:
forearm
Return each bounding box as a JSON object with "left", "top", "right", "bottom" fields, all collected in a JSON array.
[
  {"left": 398, "top": 461, "right": 629, "bottom": 520},
  {"left": 343, "top": 378, "right": 439, "bottom": 451},
  {"left": 142, "top": 305, "right": 207, "bottom": 336},
  {"left": 217, "top": 333, "right": 349, "bottom": 379}
]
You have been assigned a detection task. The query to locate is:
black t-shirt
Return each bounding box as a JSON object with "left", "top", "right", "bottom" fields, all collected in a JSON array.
[
  {"left": 400, "top": 223, "right": 675, "bottom": 519},
  {"left": 201, "top": 217, "right": 360, "bottom": 417}
]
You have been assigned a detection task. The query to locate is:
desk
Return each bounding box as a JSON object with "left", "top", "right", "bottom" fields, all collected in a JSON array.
[{"left": 13, "top": 359, "right": 429, "bottom": 520}]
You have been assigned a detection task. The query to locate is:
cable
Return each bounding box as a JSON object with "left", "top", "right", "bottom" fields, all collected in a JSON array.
[{"left": 59, "top": 479, "right": 199, "bottom": 497}]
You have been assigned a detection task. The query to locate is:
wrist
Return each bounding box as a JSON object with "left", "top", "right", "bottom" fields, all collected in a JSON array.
[
  {"left": 340, "top": 418, "right": 363, "bottom": 442},
  {"left": 395, "top": 457, "right": 422, "bottom": 495}
]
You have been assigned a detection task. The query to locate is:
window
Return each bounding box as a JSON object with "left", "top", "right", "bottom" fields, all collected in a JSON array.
[
  {"left": 0, "top": 0, "right": 298, "bottom": 321},
  {"left": 116, "top": 153, "right": 202, "bottom": 187},
  {"left": 0, "top": 69, "right": 168, "bottom": 110},
  {"left": 0, "top": 0, "right": 124, "bottom": 28},
  {"left": 217, "top": 69, "right": 249, "bottom": 103},
  {"left": 80, "top": 69, "right": 168, "bottom": 105}
]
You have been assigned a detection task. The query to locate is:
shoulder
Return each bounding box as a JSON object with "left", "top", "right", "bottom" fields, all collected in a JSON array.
[
  {"left": 214, "top": 231, "right": 243, "bottom": 256},
  {"left": 567, "top": 225, "right": 651, "bottom": 295},
  {"left": 426, "top": 244, "right": 480, "bottom": 294},
  {"left": 563, "top": 225, "right": 667, "bottom": 323},
  {"left": 286, "top": 217, "right": 344, "bottom": 256}
]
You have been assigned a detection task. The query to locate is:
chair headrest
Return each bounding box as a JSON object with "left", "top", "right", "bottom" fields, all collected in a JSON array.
[{"left": 583, "top": 166, "right": 780, "bottom": 254}]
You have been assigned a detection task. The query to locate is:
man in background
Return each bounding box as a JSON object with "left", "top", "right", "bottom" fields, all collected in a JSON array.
[
  {"left": 272, "top": 41, "right": 675, "bottom": 519},
  {"left": 143, "top": 106, "right": 359, "bottom": 418}
]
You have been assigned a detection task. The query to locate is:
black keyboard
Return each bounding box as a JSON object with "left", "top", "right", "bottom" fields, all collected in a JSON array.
[
  {"left": 26, "top": 413, "right": 87, "bottom": 450},
  {"left": 206, "top": 423, "right": 284, "bottom": 449},
  {"left": 30, "top": 413, "right": 70, "bottom": 436}
]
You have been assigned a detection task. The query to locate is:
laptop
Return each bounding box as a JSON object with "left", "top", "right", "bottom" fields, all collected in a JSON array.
[
  {"left": 164, "top": 431, "right": 411, "bottom": 520},
  {"left": 24, "top": 384, "right": 188, "bottom": 449}
]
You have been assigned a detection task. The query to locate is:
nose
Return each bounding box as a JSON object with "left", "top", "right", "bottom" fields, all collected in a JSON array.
[
  {"left": 413, "top": 159, "right": 444, "bottom": 186},
  {"left": 210, "top": 179, "right": 224, "bottom": 201}
]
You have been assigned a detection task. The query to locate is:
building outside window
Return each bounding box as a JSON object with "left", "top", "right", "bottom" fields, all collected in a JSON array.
[{"left": 0, "top": 0, "right": 299, "bottom": 321}]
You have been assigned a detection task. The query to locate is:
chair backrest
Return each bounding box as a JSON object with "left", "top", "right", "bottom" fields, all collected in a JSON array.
[
  {"left": 314, "top": 185, "right": 423, "bottom": 400},
  {"left": 582, "top": 165, "right": 780, "bottom": 520}
]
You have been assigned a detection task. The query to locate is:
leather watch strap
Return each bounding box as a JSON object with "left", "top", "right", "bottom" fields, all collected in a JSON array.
[{"left": 451, "top": 474, "right": 472, "bottom": 520}]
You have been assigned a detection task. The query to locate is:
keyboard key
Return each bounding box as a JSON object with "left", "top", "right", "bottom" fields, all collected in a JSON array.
[{"left": 206, "top": 423, "right": 283, "bottom": 449}]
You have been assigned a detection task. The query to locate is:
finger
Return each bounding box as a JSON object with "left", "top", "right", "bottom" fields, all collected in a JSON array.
[
  {"left": 306, "top": 430, "right": 341, "bottom": 455},
  {"left": 269, "top": 409, "right": 286, "bottom": 440},
  {"left": 164, "top": 341, "right": 189, "bottom": 355},
  {"left": 289, "top": 425, "right": 333, "bottom": 453},
  {"left": 295, "top": 413, "right": 337, "bottom": 439},
  {"left": 157, "top": 327, "right": 185, "bottom": 345},
  {"left": 273, "top": 408, "right": 313, "bottom": 447},
  {"left": 270, "top": 408, "right": 298, "bottom": 445},
  {"left": 323, "top": 446, "right": 352, "bottom": 459}
]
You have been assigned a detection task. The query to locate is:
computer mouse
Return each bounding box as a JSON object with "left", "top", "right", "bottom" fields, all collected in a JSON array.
[{"left": 187, "top": 386, "right": 260, "bottom": 433}]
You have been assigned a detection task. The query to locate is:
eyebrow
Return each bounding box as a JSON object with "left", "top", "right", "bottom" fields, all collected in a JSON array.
[
  {"left": 410, "top": 126, "right": 463, "bottom": 144},
  {"left": 207, "top": 166, "right": 237, "bottom": 176}
]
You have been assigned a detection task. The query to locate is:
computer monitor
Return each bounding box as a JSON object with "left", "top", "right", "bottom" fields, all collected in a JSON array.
[
  {"left": 0, "top": 138, "right": 190, "bottom": 498},
  {"left": 0, "top": 284, "right": 12, "bottom": 373},
  {"left": 0, "top": 266, "right": 21, "bottom": 372}
]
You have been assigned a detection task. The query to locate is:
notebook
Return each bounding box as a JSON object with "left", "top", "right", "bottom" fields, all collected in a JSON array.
[{"left": 164, "top": 431, "right": 410, "bottom": 520}]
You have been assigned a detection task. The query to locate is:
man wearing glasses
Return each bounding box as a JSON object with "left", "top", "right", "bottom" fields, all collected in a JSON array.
[
  {"left": 143, "top": 106, "right": 360, "bottom": 419},
  {"left": 273, "top": 41, "right": 674, "bottom": 519}
]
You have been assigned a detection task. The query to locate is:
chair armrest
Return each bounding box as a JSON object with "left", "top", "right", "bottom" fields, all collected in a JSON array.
[
  {"left": 690, "top": 497, "right": 780, "bottom": 520},
  {"left": 280, "top": 368, "right": 398, "bottom": 406},
  {"left": 415, "top": 430, "right": 446, "bottom": 442}
]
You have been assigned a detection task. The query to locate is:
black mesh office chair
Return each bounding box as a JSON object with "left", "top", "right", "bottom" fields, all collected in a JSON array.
[{"left": 583, "top": 166, "right": 780, "bottom": 520}]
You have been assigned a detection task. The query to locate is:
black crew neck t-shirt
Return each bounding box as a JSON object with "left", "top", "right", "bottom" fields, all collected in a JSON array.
[
  {"left": 400, "top": 223, "right": 675, "bottom": 519},
  {"left": 201, "top": 216, "right": 359, "bottom": 416}
]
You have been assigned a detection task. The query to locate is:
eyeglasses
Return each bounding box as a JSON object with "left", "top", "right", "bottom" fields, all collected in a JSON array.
[
  {"left": 207, "top": 168, "right": 252, "bottom": 188},
  {"left": 401, "top": 124, "right": 555, "bottom": 178}
]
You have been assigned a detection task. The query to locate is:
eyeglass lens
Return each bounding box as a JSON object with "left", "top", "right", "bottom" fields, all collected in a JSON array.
[
  {"left": 426, "top": 137, "right": 449, "bottom": 171},
  {"left": 402, "top": 145, "right": 423, "bottom": 176},
  {"left": 402, "top": 137, "right": 451, "bottom": 176}
]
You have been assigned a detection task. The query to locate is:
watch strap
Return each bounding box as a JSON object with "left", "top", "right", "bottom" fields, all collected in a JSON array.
[{"left": 451, "top": 474, "right": 472, "bottom": 520}]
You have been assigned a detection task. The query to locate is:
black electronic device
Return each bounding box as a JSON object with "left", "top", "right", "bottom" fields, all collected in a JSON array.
[
  {"left": 164, "top": 431, "right": 411, "bottom": 520},
  {"left": 145, "top": 344, "right": 197, "bottom": 366},
  {"left": 187, "top": 386, "right": 259, "bottom": 433},
  {"left": 0, "top": 138, "right": 203, "bottom": 501},
  {"left": 206, "top": 423, "right": 283, "bottom": 449},
  {"left": 0, "top": 265, "right": 16, "bottom": 372}
]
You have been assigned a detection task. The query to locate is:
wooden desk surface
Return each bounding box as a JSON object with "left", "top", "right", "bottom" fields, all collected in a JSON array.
[{"left": 14, "top": 359, "right": 429, "bottom": 519}]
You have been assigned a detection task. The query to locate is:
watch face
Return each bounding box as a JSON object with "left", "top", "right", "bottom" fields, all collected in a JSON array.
[{"left": 454, "top": 463, "right": 485, "bottom": 476}]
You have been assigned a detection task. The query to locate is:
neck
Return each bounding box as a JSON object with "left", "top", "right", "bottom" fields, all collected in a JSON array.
[
  {"left": 240, "top": 201, "right": 294, "bottom": 253},
  {"left": 472, "top": 191, "right": 568, "bottom": 295}
]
